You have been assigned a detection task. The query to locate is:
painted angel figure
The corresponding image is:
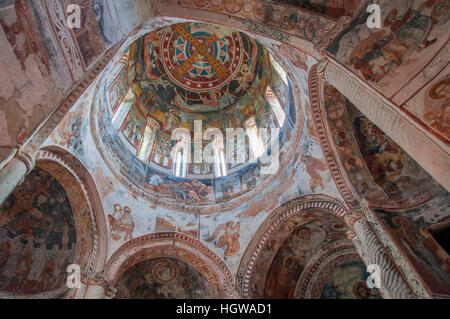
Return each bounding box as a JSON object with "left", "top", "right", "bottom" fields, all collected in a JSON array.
[
  {"left": 108, "top": 204, "right": 135, "bottom": 241},
  {"left": 206, "top": 221, "right": 241, "bottom": 256}
]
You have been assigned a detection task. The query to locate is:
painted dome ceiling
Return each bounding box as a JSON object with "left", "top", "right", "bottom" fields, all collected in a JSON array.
[
  {"left": 92, "top": 22, "right": 300, "bottom": 213},
  {"left": 137, "top": 22, "right": 261, "bottom": 113}
]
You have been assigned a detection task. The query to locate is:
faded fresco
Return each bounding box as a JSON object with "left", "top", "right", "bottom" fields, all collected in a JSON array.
[
  {"left": 323, "top": 82, "right": 445, "bottom": 208},
  {"left": 271, "top": 0, "right": 358, "bottom": 19},
  {"left": 375, "top": 203, "right": 450, "bottom": 296},
  {"left": 0, "top": 167, "right": 76, "bottom": 295},
  {"left": 320, "top": 261, "right": 382, "bottom": 299},
  {"left": 0, "top": 0, "right": 154, "bottom": 163},
  {"left": 328, "top": 0, "right": 449, "bottom": 89},
  {"left": 108, "top": 65, "right": 129, "bottom": 115},
  {"left": 263, "top": 212, "right": 346, "bottom": 298},
  {"left": 114, "top": 257, "right": 216, "bottom": 299},
  {"left": 241, "top": 209, "right": 379, "bottom": 299},
  {"left": 40, "top": 16, "right": 346, "bottom": 279},
  {"left": 327, "top": 0, "right": 450, "bottom": 144}
]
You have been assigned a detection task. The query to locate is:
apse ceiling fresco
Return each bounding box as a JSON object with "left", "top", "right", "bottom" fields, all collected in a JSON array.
[
  {"left": 0, "top": 168, "right": 76, "bottom": 295},
  {"left": 114, "top": 257, "right": 216, "bottom": 299},
  {"left": 247, "top": 209, "right": 381, "bottom": 299}
]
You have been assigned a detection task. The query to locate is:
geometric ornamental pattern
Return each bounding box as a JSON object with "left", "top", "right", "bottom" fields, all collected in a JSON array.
[{"left": 159, "top": 22, "right": 244, "bottom": 92}]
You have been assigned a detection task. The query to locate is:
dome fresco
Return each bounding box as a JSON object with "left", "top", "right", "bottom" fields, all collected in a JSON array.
[
  {"left": 92, "top": 22, "right": 299, "bottom": 211},
  {"left": 140, "top": 23, "right": 258, "bottom": 112}
]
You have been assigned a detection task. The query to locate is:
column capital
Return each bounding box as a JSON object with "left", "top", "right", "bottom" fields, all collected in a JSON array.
[
  {"left": 317, "top": 57, "right": 329, "bottom": 80},
  {"left": 82, "top": 271, "right": 117, "bottom": 297},
  {"left": 345, "top": 198, "right": 372, "bottom": 238},
  {"left": 14, "top": 146, "right": 35, "bottom": 175}
]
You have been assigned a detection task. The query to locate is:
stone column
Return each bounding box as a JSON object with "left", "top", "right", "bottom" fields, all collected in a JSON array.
[
  {"left": 0, "top": 148, "right": 35, "bottom": 205},
  {"left": 76, "top": 272, "right": 117, "bottom": 299},
  {"left": 321, "top": 59, "right": 450, "bottom": 191},
  {"left": 345, "top": 202, "right": 418, "bottom": 299},
  {"left": 70, "top": 282, "right": 88, "bottom": 299},
  {"left": 84, "top": 283, "right": 106, "bottom": 299}
]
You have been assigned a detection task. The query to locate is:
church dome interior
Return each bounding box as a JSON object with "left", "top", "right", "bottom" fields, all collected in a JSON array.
[
  {"left": 0, "top": 0, "right": 448, "bottom": 302},
  {"left": 92, "top": 22, "right": 300, "bottom": 212}
]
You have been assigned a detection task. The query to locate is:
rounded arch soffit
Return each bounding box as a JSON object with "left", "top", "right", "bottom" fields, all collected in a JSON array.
[
  {"left": 236, "top": 194, "right": 349, "bottom": 298},
  {"left": 35, "top": 147, "right": 108, "bottom": 276},
  {"left": 104, "top": 232, "right": 234, "bottom": 298}
]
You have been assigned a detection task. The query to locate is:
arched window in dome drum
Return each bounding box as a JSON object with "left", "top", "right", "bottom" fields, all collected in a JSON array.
[
  {"left": 269, "top": 54, "right": 288, "bottom": 87},
  {"left": 136, "top": 118, "right": 158, "bottom": 163},
  {"left": 213, "top": 135, "right": 227, "bottom": 178},
  {"left": 266, "top": 87, "right": 286, "bottom": 128},
  {"left": 172, "top": 133, "right": 190, "bottom": 178},
  {"left": 111, "top": 88, "right": 134, "bottom": 129},
  {"left": 245, "top": 117, "right": 265, "bottom": 161}
]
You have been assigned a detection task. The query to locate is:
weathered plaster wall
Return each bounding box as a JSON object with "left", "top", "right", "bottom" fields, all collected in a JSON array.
[
  {"left": 0, "top": 0, "right": 154, "bottom": 163},
  {"left": 327, "top": 0, "right": 450, "bottom": 148}
]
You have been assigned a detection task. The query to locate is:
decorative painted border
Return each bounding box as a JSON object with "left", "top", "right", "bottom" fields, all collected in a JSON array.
[{"left": 308, "top": 63, "right": 357, "bottom": 204}]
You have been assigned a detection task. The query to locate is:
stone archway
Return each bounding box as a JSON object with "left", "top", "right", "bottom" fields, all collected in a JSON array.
[
  {"left": 236, "top": 194, "right": 354, "bottom": 298},
  {"left": 0, "top": 147, "right": 106, "bottom": 298},
  {"left": 104, "top": 232, "right": 234, "bottom": 298},
  {"left": 35, "top": 147, "right": 108, "bottom": 276}
]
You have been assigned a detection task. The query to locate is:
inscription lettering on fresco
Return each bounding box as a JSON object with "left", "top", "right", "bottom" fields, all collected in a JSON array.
[
  {"left": 242, "top": 21, "right": 290, "bottom": 42},
  {"left": 66, "top": 4, "right": 81, "bottom": 29},
  {"left": 366, "top": 4, "right": 381, "bottom": 29}
]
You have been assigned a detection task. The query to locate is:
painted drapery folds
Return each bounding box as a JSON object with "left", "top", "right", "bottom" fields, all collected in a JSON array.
[
  {"left": 0, "top": 167, "right": 76, "bottom": 295},
  {"left": 141, "top": 22, "right": 259, "bottom": 113}
]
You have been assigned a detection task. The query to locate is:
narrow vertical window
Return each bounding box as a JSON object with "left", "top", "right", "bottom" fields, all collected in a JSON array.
[
  {"left": 174, "top": 150, "right": 183, "bottom": 177},
  {"left": 112, "top": 88, "right": 134, "bottom": 129},
  {"left": 266, "top": 87, "right": 286, "bottom": 127},
  {"left": 245, "top": 117, "right": 265, "bottom": 161},
  {"left": 172, "top": 133, "right": 189, "bottom": 178},
  {"left": 136, "top": 118, "right": 158, "bottom": 163},
  {"left": 213, "top": 135, "right": 227, "bottom": 177},
  {"left": 270, "top": 54, "right": 288, "bottom": 86}
]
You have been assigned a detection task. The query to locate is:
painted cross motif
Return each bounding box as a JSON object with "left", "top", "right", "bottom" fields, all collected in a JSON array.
[{"left": 172, "top": 24, "right": 229, "bottom": 79}]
